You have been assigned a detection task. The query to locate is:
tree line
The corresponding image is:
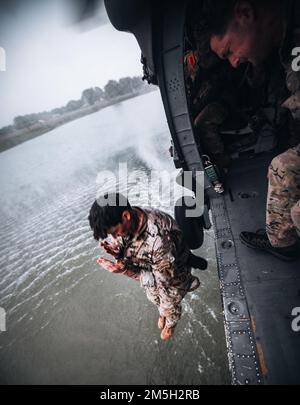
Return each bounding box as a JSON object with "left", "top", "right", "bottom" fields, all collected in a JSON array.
[{"left": 0, "top": 76, "right": 149, "bottom": 134}]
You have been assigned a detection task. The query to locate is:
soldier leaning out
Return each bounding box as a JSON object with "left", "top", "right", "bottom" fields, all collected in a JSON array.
[{"left": 199, "top": 0, "right": 300, "bottom": 260}]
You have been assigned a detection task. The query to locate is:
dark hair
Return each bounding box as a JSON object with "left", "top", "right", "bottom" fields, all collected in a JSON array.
[
  {"left": 88, "top": 193, "right": 131, "bottom": 240},
  {"left": 200, "top": 0, "right": 238, "bottom": 37},
  {"left": 200, "top": 0, "right": 275, "bottom": 37}
]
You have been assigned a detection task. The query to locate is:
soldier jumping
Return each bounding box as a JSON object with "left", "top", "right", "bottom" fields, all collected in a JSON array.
[{"left": 88, "top": 193, "right": 207, "bottom": 341}]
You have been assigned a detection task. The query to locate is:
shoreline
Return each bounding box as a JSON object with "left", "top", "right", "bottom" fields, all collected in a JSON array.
[{"left": 0, "top": 88, "right": 157, "bottom": 153}]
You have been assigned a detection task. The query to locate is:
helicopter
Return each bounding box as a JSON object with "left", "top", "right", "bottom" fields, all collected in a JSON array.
[{"left": 75, "top": 0, "right": 300, "bottom": 385}]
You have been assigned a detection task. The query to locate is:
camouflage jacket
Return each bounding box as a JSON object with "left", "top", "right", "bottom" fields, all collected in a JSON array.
[{"left": 115, "top": 208, "right": 190, "bottom": 289}]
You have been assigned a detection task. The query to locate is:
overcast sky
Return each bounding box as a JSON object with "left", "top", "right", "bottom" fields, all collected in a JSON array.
[{"left": 0, "top": 0, "right": 142, "bottom": 127}]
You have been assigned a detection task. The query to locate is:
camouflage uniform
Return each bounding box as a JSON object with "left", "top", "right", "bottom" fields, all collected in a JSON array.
[
  {"left": 266, "top": 0, "right": 300, "bottom": 247},
  {"left": 115, "top": 208, "right": 198, "bottom": 329},
  {"left": 267, "top": 144, "right": 300, "bottom": 247},
  {"left": 184, "top": 39, "right": 257, "bottom": 169},
  {"left": 184, "top": 49, "right": 234, "bottom": 168},
  {"left": 291, "top": 200, "right": 300, "bottom": 238}
]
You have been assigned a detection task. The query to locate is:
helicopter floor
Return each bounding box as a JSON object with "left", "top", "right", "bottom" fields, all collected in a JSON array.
[{"left": 210, "top": 152, "right": 300, "bottom": 385}]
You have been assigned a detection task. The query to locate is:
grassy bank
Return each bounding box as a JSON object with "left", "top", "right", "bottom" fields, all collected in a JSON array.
[{"left": 0, "top": 89, "right": 156, "bottom": 153}]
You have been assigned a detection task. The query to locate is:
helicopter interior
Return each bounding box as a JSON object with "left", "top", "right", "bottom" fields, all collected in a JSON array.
[{"left": 183, "top": 0, "right": 292, "bottom": 174}]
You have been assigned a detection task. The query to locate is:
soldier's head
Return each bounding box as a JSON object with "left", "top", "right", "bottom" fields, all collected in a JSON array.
[
  {"left": 88, "top": 193, "right": 138, "bottom": 240},
  {"left": 201, "top": 0, "right": 284, "bottom": 68}
]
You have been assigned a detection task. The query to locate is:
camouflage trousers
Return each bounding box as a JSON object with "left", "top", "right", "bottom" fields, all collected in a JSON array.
[
  {"left": 266, "top": 144, "right": 300, "bottom": 247},
  {"left": 144, "top": 270, "right": 194, "bottom": 329}
]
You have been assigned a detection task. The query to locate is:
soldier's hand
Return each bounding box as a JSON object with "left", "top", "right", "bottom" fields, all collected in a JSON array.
[
  {"left": 100, "top": 240, "right": 120, "bottom": 258},
  {"left": 97, "top": 257, "right": 124, "bottom": 273}
]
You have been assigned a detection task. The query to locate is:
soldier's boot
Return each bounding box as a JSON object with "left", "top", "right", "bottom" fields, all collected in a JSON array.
[
  {"left": 160, "top": 325, "right": 176, "bottom": 341},
  {"left": 240, "top": 231, "right": 298, "bottom": 262},
  {"left": 158, "top": 316, "right": 166, "bottom": 330}
]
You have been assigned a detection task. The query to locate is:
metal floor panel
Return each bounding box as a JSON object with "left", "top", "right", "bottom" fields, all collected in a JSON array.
[
  {"left": 224, "top": 155, "right": 300, "bottom": 282},
  {"left": 246, "top": 279, "right": 300, "bottom": 384},
  {"left": 212, "top": 153, "right": 300, "bottom": 384}
]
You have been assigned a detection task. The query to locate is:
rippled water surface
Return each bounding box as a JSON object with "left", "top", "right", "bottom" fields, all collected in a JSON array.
[{"left": 0, "top": 91, "right": 230, "bottom": 384}]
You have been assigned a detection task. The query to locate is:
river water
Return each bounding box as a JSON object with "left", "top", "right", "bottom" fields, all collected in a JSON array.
[{"left": 0, "top": 91, "right": 230, "bottom": 384}]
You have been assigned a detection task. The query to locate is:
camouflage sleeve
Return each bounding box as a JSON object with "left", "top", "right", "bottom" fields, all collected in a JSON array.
[
  {"left": 113, "top": 260, "right": 140, "bottom": 281},
  {"left": 110, "top": 237, "right": 140, "bottom": 281},
  {"left": 282, "top": 90, "right": 300, "bottom": 121},
  {"left": 151, "top": 234, "right": 177, "bottom": 284},
  {"left": 120, "top": 267, "right": 140, "bottom": 281}
]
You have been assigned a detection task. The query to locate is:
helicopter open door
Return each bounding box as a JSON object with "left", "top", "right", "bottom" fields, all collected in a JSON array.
[{"left": 105, "top": 0, "right": 300, "bottom": 384}]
